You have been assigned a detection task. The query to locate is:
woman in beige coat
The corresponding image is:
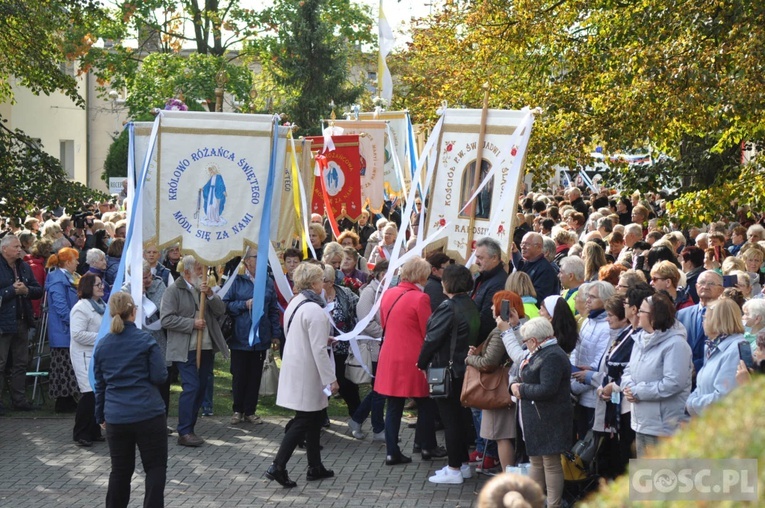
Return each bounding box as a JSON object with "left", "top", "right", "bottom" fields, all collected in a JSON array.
[{"left": 265, "top": 262, "right": 339, "bottom": 489}]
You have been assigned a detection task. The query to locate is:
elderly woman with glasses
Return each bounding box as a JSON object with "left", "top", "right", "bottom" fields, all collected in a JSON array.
[
  {"left": 509, "top": 317, "right": 572, "bottom": 508},
  {"left": 686, "top": 298, "right": 747, "bottom": 416},
  {"left": 621, "top": 292, "right": 693, "bottom": 457},
  {"left": 570, "top": 280, "right": 615, "bottom": 440}
]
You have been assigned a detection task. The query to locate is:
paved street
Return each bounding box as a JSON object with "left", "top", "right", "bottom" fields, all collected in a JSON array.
[{"left": 0, "top": 415, "right": 482, "bottom": 507}]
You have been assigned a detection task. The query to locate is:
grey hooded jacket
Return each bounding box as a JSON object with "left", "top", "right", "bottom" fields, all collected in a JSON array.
[{"left": 620, "top": 322, "right": 692, "bottom": 437}]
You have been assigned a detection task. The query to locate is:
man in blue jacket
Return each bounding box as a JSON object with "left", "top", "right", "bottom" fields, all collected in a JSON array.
[
  {"left": 0, "top": 235, "right": 43, "bottom": 412},
  {"left": 223, "top": 249, "right": 282, "bottom": 425},
  {"left": 512, "top": 232, "right": 560, "bottom": 303},
  {"left": 677, "top": 270, "right": 724, "bottom": 378}
]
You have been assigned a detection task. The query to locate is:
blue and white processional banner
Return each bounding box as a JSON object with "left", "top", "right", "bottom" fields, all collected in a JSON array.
[{"left": 154, "top": 111, "right": 276, "bottom": 265}]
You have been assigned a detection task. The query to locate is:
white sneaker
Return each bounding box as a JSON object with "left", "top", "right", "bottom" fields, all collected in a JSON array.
[
  {"left": 429, "top": 467, "right": 464, "bottom": 484},
  {"left": 372, "top": 431, "right": 386, "bottom": 442},
  {"left": 348, "top": 420, "right": 365, "bottom": 439},
  {"left": 434, "top": 464, "right": 472, "bottom": 479}
]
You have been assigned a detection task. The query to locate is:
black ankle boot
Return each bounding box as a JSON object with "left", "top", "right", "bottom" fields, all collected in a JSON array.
[
  {"left": 306, "top": 465, "right": 334, "bottom": 481},
  {"left": 265, "top": 465, "right": 297, "bottom": 488}
]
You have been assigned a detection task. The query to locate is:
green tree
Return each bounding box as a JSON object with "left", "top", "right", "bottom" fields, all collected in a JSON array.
[
  {"left": 0, "top": 0, "right": 101, "bottom": 105},
  {"left": 124, "top": 52, "right": 253, "bottom": 117},
  {"left": 102, "top": 128, "right": 130, "bottom": 182},
  {"left": 0, "top": 121, "right": 107, "bottom": 220},
  {"left": 252, "top": 0, "right": 375, "bottom": 135},
  {"left": 395, "top": 0, "right": 765, "bottom": 219},
  {"left": 0, "top": 0, "right": 109, "bottom": 217}
]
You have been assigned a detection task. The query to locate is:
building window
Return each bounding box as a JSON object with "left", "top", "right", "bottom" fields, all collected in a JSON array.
[{"left": 60, "top": 140, "right": 75, "bottom": 179}]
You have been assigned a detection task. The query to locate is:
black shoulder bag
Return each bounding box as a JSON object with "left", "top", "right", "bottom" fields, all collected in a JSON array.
[{"left": 427, "top": 303, "right": 458, "bottom": 399}]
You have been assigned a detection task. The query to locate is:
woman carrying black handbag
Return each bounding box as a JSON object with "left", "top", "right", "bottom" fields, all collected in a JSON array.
[{"left": 417, "top": 264, "right": 480, "bottom": 485}]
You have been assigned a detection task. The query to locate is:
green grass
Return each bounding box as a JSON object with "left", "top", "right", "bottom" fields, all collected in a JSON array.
[{"left": 4, "top": 353, "right": 369, "bottom": 420}]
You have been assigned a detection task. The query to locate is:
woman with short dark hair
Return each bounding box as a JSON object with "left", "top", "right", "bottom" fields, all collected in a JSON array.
[
  {"left": 418, "top": 264, "right": 480, "bottom": 485},
  {"left": 69, "top": 273, "right": 107, "bottom": 446},
  {"left": 621, "top": 292, "right": 693, "bottom": 457}
]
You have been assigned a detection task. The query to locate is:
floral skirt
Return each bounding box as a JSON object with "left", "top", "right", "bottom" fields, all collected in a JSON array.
[{"left": 49, "top": 348, "right": 80, "bottom": 399}]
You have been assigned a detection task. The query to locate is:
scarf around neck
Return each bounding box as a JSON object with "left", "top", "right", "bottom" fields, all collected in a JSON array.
[
  {"left": 88, "top": 298, "right": 106, "bottom": 315},
  {"left": 300, "top": 289, "right": 327, "bottom": 308}
]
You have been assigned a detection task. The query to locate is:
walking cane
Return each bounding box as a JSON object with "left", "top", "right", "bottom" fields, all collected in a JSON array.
[{"left": 195, "top": 268, "right": 216, "bottom": 369}]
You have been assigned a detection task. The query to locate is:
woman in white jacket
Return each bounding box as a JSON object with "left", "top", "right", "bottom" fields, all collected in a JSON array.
[
  {"left": 265, "top": 263, "right": 339, "bottom": 488},
  {"left": 570, "top": 280, "right": 614, "bottom": 440},
  {"left": 69, "top": 272, "right": 106, "bottom": 446}
]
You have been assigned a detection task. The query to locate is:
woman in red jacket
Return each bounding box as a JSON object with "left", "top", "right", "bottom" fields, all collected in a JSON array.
[{"left": 376, "top": 257, "right": 443, "bottom": 464}]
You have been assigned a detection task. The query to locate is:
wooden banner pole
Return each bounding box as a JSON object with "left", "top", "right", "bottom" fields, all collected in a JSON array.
[
  {"left": 465, "top": 83, "right": 491, "bottom": 261},
  {"left": 196, "top": 266, "right": 208, "bottom": 369}
]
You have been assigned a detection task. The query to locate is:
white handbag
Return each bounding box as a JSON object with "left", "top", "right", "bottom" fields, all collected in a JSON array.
[
  {"left": 345, "top": 340, "right": 379, "bottom": 385},
  {"left": 259, "top": 350, "right": 279, "bottom": 396}
]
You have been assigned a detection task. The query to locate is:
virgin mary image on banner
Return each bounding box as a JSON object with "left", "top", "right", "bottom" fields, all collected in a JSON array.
[{"left": 201, "top": 163, "right": 227, "bottom": 226}]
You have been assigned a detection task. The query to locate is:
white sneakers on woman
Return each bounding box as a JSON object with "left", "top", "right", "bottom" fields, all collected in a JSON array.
[{"left": 428, "top": 464, "right": 473, "bottom": 484}]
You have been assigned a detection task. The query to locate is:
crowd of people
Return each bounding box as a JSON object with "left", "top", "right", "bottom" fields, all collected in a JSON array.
[{"left": 2, "top": 184, "right": 765, "bottom": 507}]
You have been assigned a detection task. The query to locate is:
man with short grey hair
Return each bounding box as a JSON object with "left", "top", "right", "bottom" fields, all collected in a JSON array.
[
  {"left": 513, "top": 232, "right": 560, "bottom": 303},
  {"left": 161, "top": 255, "right": 229, "bottom": 447},
  {"left": 0, "top": 235, "right": 43, "bottom": 412},
  {"left": 471, "top": 237, "right": 507, "bottom": 343},
  {"left": 747, "top": 224, "right": 765, "bottom": 244},
  {"left": 469, "top": 237, "right": 507, "bottom": 469},
  {"left": 677, "top": 270, "right": 724, "bottom": 377},
  {"left": 618, "top": 223, "right": 643, "bottom": 267},
  {"left": 694, "top": 232, "right": 709, "bottom": 251}
]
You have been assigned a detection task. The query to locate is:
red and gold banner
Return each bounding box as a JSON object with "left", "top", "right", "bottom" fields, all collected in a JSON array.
[{"left": 306, "top": 134, "right": 363, "bottom": 224}]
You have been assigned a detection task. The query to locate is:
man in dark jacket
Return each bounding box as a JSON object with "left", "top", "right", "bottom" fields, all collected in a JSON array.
[
  {"left": 424, "top": 252, "right": 452, "bottom": 313},
  {"left": 569, "top": 187, "right": 589, "bottom": 220},
  {"left": 0, "top": 235, "right": 43, "bottom": 411},
  {"left": 470, "top": 238, "right": 508, "bottom": 344},
  {"left": 468, "top": 238, "right": 506, "bottom": 468},
  {"left": 512, "top": 232, "right": 560, "bottom": 303}
]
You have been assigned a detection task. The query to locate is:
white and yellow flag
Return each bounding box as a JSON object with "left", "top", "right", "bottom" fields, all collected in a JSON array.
[
  {"left": 378, "top": 0, "right": 395, "bottom": 103},
  {"left": 359, "top": 111, "right": 412, "bottom": 198}
]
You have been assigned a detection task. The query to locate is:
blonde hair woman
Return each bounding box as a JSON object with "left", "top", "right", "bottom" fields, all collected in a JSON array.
[
  {"left": 686, "top": 298, "right": 746, "bottom": 416},
  {"left": 93, "top": 292, "right": 168, "bottom": 507},
  {"left": 505, "top": 271, "right": 539, "bottom": 319},
  {"left": 582, "top": 241, "right": 608, "bottom": 282},
  {"left": 307, "top": 223, "right": 327, "bottom": 260},
  {"left": 266, "top": 262, "right": 338, "bottom": 488}
]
